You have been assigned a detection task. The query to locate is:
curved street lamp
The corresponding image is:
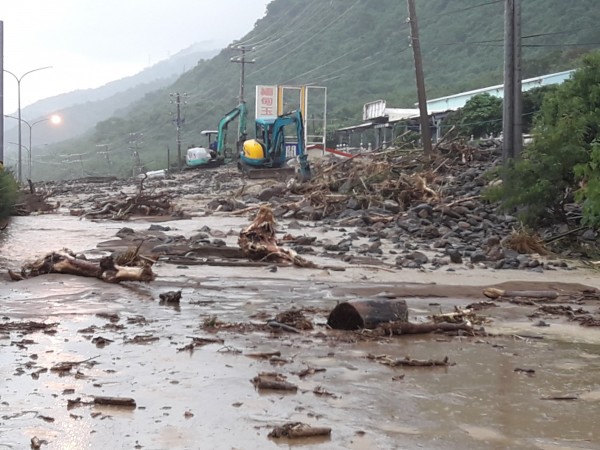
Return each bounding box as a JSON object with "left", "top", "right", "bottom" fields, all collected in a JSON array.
[
  {"left": 8, "top": 141, "right": 30, "bottom": 179},
  {"left": 4, "top": 114, "right": 62, "bottom": 180},
  {"left": 3, "top": 66, "right": 52, "bottom": 183}
]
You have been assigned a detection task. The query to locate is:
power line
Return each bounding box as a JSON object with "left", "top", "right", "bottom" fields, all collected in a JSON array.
[
  {"left": 522, "top": 26, "right": 600, "bottom": 40},
  {"left": 421, "top": 0, "right": 502, "bottom": 22},
  {"left": 234, "top": 0, "right": 320, "bottom": 47},
  {"left": 247, "top": 0, "right": 363, "bottom": 81},
  {"left": 282, "top": 37, "right": 392, "bottom": 85},
  {"left": 241, "top": 2, "right": 332, "bottom": 59},
  {"left": 523, "top": 42, "right": 600, "bottom": 47}
]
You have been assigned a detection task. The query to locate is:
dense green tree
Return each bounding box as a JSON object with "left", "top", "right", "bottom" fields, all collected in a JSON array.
[
  {"left": 522, "top": 86, "right": 558, "bottom": 132},
  {"left": 494, "top": 52, "right": 600, "bottom": 226},
  {"left": 443, "top": 93, "right": 503, "bottom": 138}
]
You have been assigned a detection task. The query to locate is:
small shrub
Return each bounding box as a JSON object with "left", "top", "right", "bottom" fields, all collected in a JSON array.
[{"left": 0, "top": 168, "right": 19, "bottom": 220}]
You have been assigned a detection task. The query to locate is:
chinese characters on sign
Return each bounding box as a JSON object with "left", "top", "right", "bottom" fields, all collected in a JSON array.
[{"left": 255, "top": 85, "right": 278, "bottom": 118}]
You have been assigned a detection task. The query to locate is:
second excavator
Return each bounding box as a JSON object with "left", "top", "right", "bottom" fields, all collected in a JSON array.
[{"left": 186, "top": 102, "right": 248, "bottom": 168}]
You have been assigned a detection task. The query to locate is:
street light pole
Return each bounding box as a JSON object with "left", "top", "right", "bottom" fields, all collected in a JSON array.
[
  {"left": 3, "top": 66, "right": 52, "bottom": 183},
  {"left": 28, "top": 118, "right": 49, "bottom": 180},
  {"left": 4, "top": 114, "right": 60, "bottom": 180},
  {"left": 8, "top": 141, "right": 29, "bottom": 178}
]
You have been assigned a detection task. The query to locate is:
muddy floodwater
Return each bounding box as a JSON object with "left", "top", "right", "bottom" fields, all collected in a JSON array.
[{"left": 1, "top": 215, "right": 600, "bottom": 450}]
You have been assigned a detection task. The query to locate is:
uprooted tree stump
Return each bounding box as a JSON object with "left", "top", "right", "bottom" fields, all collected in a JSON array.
[
  {"left": 238, "top": 205, "right": 319, "bottom": 267},
  {"left": 8, "top": 249, "right": 155, "bottom": 283},
  {"left": 327, "top": 299, "right": 409, "bottom": 330}
]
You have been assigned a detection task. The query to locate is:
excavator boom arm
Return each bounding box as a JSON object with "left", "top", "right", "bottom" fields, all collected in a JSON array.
[{"left": 216, "top": 102, "right": 248, "bottom": 155}]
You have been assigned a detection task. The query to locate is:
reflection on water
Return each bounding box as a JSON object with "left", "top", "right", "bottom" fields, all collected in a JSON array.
[{"left": 0, "top": 216, "right": 124, "bottom": 268}]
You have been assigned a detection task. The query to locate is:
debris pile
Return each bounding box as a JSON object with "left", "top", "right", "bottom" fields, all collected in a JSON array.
[
  {"left": 75, "top": 188, "right": 181, "bottom": 220},
  {"left": 14, "top": 182, "right": 59, "bottom": 215}
]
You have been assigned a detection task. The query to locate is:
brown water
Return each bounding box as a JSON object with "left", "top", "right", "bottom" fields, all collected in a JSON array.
[{"left": 1, "top": 215, "right": 599, "bottom": 450}]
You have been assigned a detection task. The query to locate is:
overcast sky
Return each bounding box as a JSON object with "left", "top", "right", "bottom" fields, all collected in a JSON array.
[{"left": 1, "top": 0, "right": 271, "bottom": 112}]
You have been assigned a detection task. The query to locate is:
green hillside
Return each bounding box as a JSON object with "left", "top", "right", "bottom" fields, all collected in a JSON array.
[{"left": 38, "top": 0, "right": 600, "bottom": 179}]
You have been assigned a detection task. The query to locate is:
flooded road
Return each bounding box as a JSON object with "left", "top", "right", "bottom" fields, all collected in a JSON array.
[{"left": 1, "top": 215, "right": 600, "bottom": 449}]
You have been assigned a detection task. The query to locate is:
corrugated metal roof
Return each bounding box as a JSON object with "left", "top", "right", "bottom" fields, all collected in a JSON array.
[{"left": 424, "top": 69, "right": 575, "bottom": 110}]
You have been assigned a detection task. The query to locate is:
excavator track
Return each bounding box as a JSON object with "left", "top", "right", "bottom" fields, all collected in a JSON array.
[{"left": 237, "top": 161, "right": 295, "bottom": 180}]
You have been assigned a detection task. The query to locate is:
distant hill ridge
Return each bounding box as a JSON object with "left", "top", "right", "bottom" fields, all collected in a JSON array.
[{"left": 3, "top": 42, "right": 221, "bottom": 146}]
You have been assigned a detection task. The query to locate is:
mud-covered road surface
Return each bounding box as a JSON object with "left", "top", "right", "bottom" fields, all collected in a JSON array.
[{"left": 2, "top": 214, "right": 600, "bottom": 450}]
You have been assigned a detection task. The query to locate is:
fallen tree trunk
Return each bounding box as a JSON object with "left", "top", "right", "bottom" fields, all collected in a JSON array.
[
  {"left": 376, "top": 321, "right": 475, "bottom": 336},
  {"left": 483, "top": 288, "right": 559, "bottom": 300},
  {"left": 368, "top": 354, "right": 453, "bottom": 367},
  {"left": 9, "top": 250, "right": 155, "bottom": 283}
]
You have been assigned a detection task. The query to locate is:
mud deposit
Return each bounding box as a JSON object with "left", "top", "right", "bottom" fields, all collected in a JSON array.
[{"left": 1, "top": 216, "right": 600, "bottom": 450}]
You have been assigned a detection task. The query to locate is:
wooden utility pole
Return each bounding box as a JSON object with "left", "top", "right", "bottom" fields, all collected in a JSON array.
[
  {"left": 170, "top": 93, "right": 183, "bottom": 171},
  {"left": 513, "top": 0, "right": 522, "bottom": 159},
  {"left": 128, "top": 132, "right": 143, "bottom": 177},
  {"left": 407, "top": 0, "right": 432, "bottom": 158},
  {"left": 231, "top": 45, "right": 255, "bottom": 104},
  {"left": 176, "top": 93, "right": 182, "bottom": 170},
  {"left": 0, "top": 21, "right": 4, "bottom": 167},
  {"left": 502, "top": 0, "right": 522, "bottom": 164}
]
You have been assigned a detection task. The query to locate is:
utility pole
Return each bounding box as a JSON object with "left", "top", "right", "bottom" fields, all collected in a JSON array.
[
  {"left": 128, "top": 132, "right": 143, "bottom": 177},
  {"left": 503, "top": 0, "right": 522, "bottom": 164},
  {"left": 170, "top": 93, "right": 184, "bottom": 171},
  {"left": 230, "top": 45, "right": 255, "bottom": 104},
  {"left": 95, "top": 144, "right": 112, "bottom": 173},
  {"left": 407, "top": 0, "right": 433, "bottom": 159},
  {"left": 513, "top": 0, "right": 522, "bottom": 160}
]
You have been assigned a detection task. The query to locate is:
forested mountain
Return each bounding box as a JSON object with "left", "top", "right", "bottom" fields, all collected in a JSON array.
[{"left": 32, "top": 0, "right": 600, "bottom": 180}]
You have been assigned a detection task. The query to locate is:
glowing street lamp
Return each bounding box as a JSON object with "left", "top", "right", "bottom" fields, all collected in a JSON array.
[
  {"left": 4, "top": 113, "right": 62, "bottom": 180},
  {"left": 3, "top": 66, "right": 52, "bottom": 183}
]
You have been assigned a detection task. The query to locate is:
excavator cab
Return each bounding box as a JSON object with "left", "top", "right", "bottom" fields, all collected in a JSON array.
[
  {"left": 242, "top": 119, "right": 277, "bottom": 164},
  {"left": 240, "top": 111, "right": 311, "bottom": 180}
]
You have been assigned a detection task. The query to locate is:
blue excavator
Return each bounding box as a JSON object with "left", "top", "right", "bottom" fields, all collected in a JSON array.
[
  {"left": 239, "top": 110, "right": 312, "bottom": 181},
  {"left": 186, "top": 102, "right": 248, "bottom": 168}
]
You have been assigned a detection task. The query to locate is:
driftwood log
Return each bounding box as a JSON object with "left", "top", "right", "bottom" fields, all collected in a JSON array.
[
  {"left": 368, "top": 354, "right": 453, "bottom": 367},
  {"left": 268, "top": 422, "right": 331, "bottom": 439},
  {"left": 327, "top": 299, "right": 408, "bottom": 330},
  {"left": 93, "top": 396, "right": 137, "bottom": 407},
  {"left": 8, "top": 249, "right": 155, "bottom": 283},
  {"left": 252, "top": 373, "right": 298, "bottom": 392}
]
